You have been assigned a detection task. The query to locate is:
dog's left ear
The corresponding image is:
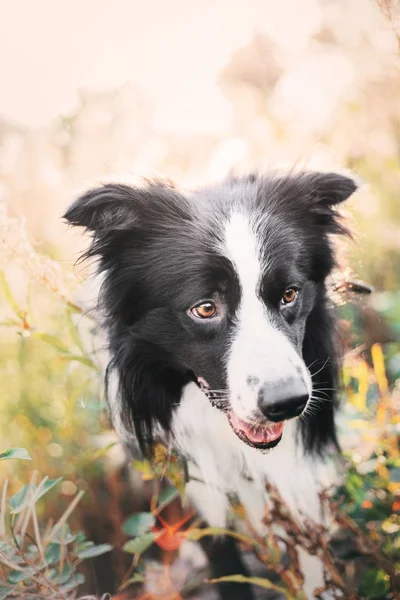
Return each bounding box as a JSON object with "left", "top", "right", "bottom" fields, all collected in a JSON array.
[
  {"left": 308, "top": 171, "right": 358, "bottom": 206},
  {"left": 63, "top": 181, "right": 189, "bottom": 236},
  {"left": 63, "top": 184, "right": 141, "bottom": 233}
]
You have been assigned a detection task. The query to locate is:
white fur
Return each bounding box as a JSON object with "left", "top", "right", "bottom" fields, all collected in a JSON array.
[
  {"left": 173, "top": 382, "right": 338, "bottom": 598},
  {"left": 221, "top": 211, "right": 312, "bottom": 421},
  {"left": 173, "top": 382, "right": 336, "bottom": 527}
]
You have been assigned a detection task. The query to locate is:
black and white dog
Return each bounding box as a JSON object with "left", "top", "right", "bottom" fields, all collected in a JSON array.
[{"left": 64, "top": 170, "right": 357, "bottom": 599}]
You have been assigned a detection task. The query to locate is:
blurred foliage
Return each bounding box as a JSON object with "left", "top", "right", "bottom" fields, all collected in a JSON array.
[
  {"left": 0, "top": 473, "right": 112, "bottom": 599},
  {"left": 0, "top": 241, "right": 108, "bottom": 495}
]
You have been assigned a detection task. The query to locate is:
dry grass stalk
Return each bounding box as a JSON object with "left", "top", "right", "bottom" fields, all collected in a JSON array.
[{"left": 260, "top": 481, "right": 400, "bottom": 600}]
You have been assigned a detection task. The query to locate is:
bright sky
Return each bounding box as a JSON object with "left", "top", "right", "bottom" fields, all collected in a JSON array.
[{"left": 0, "top": 0, "right": 323, "bottom": 133}]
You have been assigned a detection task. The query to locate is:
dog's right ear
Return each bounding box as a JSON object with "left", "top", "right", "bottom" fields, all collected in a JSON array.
[{"left": 63, "top": 184, "right": 140, "bottom": 232}]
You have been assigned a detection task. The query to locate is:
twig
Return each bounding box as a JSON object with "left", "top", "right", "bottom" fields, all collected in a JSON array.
[
  {"left": 46, "top": 490, "right": 85, "bottom": 543},
  {"left": 0, "top": 479, "right": 8, "bottom": 538},
  {"left": 264, "top": 481, "right": 358, "bottom": 598},
  {"left": 31, "top": 498, "right": 45, "bottom": 565}
]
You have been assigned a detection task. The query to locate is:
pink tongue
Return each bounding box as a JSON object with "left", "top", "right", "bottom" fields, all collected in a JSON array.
[{"left": 229, "top": 413, "right": 284, "bottom": 444}]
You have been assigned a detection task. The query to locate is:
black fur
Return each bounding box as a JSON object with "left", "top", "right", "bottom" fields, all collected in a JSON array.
[{"left": 199, "top": 535, "right": 255, "bottom": 600}]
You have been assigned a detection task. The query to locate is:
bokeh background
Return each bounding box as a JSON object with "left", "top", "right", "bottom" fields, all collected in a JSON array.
[{"left": 0, "top": 1, "right": 399, "bottom": 598}]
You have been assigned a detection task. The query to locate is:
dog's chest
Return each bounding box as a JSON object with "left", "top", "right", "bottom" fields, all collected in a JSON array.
[{"left": 172, "top": 383, "right": 337, "bottom": 529}]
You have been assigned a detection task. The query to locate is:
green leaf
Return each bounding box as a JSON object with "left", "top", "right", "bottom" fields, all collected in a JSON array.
[
  {"left": 7, "top": 566, "right": 37, "bottom": 584},
  {"left": 158, "top": 485, "right": 180, "bottom": 507},
  {"left": 76, "top": 543, "right": 113, "bottom": 559},
  {"left": 51, "top": 564, "right": 75, "bottom": 585},
  {"left": 51, "top": 524, "right": 77, "bottom": 545},
  {"left": 37, "top": 477, "right": 63, "bottom": 500},
  {"left": 345, "top": 470, "right": 365, "bottom": 504},
  {"left": 75, "top": 540, "right": 93, "bottom": 553},
  {"left": 123, "top": 573, "right": 145, "bottom": 586},
  {"left": 9, "top": 484, "right": 31, "bottom": 514},
  {"left": 359, "top": 568, "right": 390, "bottom": 598},
  {"left": 9, "top": 478, "right": 62, "bottom": 514},
  {"left": 123, "top": 532, "right": 157, "bottom": 556},
  {"left": 208, "top": 575, "right": 294, "bottom": 598},
  {"left": 49, "top": 564, "right": 76, "bottom": 585},
  {"left": 187, "top": 527, "right": 258, "bottom": 548},
  {"left": 122, "top": 512, "right": 155, "bottom": 537},
  {"left": 0, "top": 541, "right": 16, "bottom": 557},
  {"left": 132, "top": 459, "right": 154, "bottom": 480},
  {"left": 59, "top": 573, "right": 85, "bottom": 591},
  {"left": 0, "top": 447, "right": 31, "bottom": 461},
  {"left": 45, "top": 542, "right": 62, "bottom": 565},
  {"left": 75, "top": 532, "right": 86, "bottom": 544}
]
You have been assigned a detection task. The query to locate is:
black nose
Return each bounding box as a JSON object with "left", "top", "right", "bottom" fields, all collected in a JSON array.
[{"left": 258, "top": 381, "right": 308, "bottom": 422}]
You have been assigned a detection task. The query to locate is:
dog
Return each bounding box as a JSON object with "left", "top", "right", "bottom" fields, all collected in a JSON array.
[{"left": 64, "top": 170, "right": 358, "bottom": 599}]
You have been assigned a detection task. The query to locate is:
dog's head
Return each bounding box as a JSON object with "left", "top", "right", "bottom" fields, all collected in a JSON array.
[{"left": 64, "top": 172, "right": 357, "bottom": 454}]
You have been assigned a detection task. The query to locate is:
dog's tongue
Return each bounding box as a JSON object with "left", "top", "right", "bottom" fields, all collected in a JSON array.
[{"left": 229, "top": 413, "right": 284, "bottom": 444}]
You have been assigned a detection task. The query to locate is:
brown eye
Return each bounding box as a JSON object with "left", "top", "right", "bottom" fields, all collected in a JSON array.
[
  {"left": 281, "top": 288, "right": 298, "bottom": 305},
  {"left": 191, "top": 301, "right": 217, "bottom": 319}
]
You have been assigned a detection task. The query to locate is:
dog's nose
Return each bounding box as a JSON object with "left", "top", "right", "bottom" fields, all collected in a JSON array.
[{"left": 258, "top": 380, "right": 308, "bottom": 422}]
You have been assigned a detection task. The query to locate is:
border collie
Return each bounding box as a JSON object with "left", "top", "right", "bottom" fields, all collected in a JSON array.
[{"left": 64, "top": 170, "right": 357, "bottom": 599}]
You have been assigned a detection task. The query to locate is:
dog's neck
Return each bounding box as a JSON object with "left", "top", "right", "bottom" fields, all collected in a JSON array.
[{"left": 170, "top": 382, "right": 340, "bottom": 527}]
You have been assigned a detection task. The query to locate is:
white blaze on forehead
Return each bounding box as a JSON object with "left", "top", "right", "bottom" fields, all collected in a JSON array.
[
  {"left": 222, "top": 210, "right": 271, "bottom": 361},
  {"left": 223, "top": 211, "right": 264, "bottom": 295},
  {"left": 221, "top": 210, "right": 311, "bottom": 420}
]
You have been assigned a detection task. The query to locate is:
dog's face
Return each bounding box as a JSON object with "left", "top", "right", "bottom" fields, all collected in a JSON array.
[{"left": 64, "top": 172, "right": 357, "bottom": 452}]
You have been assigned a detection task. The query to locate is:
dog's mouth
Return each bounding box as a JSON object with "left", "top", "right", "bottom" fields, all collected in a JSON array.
[
  {"left": 227, "top": 412, "right": 284, "bottom": 450},
  {"left": 197, "top": 377, "right": 284, "bottom": 450}
]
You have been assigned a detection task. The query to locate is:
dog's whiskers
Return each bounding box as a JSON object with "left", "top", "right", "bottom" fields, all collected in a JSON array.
[
  {"left": 309, "top": 357, "right": 331, "bottom": 379},
  {"left": 300, "top": 392, "right": 334, "bottom": 421},
  {"left": 300, "top": 402, "right": 320, "bottom": 419},
  {"left": 312, "top": 390, "right": 330, "bottom": 399},
  {"left": 310, "top": 395, "right": 330, "bottom": 404},
  {"left": 200, "top": 388, "right": 230, "bottom": 411}
]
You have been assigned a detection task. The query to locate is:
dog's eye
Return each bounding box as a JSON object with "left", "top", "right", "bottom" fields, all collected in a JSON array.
[
  {"left": 190, "top": 301, "right": 217, "bottom": 319},
  {"left": 281, "top": 288, "right": 298, "bottom": 305}
]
